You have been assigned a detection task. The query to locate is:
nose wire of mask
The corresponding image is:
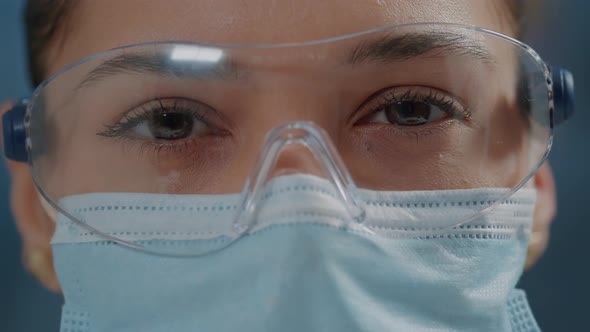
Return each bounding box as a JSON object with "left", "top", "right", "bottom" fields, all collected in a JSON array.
[{"left": 38, "top": 190, "right": 58, "bottom": 222}]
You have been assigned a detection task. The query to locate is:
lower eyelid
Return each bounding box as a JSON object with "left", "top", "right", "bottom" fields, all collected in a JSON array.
[{"left": 368, "top": 117, "right": 465, "bottom": 138}]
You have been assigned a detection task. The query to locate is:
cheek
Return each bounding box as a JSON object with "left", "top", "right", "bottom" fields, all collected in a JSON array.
[
  {"left": 344, "top": 125, "right": 476, "bottom": 190},
  {"left": 47, "top": 137, "right": 241, "bottom": 197},
  {"left": 343, "top": 114, "right": 529, "bottom": 191}
]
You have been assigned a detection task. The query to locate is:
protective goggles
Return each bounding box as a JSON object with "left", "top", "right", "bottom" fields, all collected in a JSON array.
[{"left": 3, "top": 23, "right": 574, "bottom": 255}]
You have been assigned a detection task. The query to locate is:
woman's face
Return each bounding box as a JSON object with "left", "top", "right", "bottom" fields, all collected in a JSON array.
[
  {"left": 35, "top": 0, "right": 536, "bottom": 199},
  {"left": 7, "top": 0, "right": 559, "bottom": 295}
]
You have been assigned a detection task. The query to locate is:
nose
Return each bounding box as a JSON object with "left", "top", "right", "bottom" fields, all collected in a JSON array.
[{"left": 235, "top": 121, "right": 366, "bottom": 233}]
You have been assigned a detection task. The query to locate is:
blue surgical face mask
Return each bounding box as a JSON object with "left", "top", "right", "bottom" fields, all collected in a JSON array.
[{"left": 51, "top": 175, "right": 540, "bottom": 332}]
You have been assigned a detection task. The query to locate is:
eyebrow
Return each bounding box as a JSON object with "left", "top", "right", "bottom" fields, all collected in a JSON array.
[
  {"left": 78, "top": 31, "right": 494, "bottom": 88},
  {"left": 347, "top": 31, "right": 495, "bottom": 65}
]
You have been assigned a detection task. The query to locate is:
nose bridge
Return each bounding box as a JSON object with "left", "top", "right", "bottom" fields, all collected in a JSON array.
[
  {"left": 271, "top": 141, "right": 324, "bottom": 178},
  {"left": 242, "top": 72, "right": 343, "bottom": 142},
  {"left": 235, "top": 122, "right": 366, "bottom": 232},
  {"left": 262, "top": 122, "right": 338, "bottom": 181}
]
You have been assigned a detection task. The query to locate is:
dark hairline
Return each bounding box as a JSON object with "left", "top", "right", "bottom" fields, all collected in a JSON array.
[{"left": 25, "top": 0, "right": 77, "bottom": 87}]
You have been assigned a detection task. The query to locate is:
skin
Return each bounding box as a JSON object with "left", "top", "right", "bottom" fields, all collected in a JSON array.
[{"left": 2, "top": 0, "right": 555, "bottom": 292}]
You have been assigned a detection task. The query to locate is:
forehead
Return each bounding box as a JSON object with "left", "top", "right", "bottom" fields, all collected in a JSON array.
[{"left": 49, "top": 0, "right": 508, "bottom": 75}]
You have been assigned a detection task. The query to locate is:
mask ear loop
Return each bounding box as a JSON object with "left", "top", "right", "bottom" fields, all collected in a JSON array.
[
  {"left": 233, "top": 121, "right": 368, "bottom": 236},
  {"left": 37, "top": 190, "right": 58, "bottom": 223}
]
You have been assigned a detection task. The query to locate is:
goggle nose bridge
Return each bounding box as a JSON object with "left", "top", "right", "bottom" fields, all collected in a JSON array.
[{"left": 233, "top": 121, "right": 367, "bottom": 234}]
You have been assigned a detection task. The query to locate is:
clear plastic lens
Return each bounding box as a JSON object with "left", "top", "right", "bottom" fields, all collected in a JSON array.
[{"left": 30, "top": 24, "right": 552, "bottom": 254}]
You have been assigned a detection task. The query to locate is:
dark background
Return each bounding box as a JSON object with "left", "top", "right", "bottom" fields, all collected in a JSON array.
[{"left": 1, "top": 1, "right": 588, "bottom": 331}]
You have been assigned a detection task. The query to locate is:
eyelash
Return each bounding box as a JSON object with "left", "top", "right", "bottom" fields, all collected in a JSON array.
[
  {"left": 97, "top": 87, "right": 470, "bottom": 156},
  {"left": 366, "top": 87, "right": 471, "bottom": 122},
  {"left": 99, "top": 99, "right": 205, "bottom": 136}
]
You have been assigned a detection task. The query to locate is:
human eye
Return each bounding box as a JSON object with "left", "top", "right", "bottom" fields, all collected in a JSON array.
[
  {"left": 97, "top": 98, "right": 229, "bottom": 152},
  {"left": 360, "top": 86, "right": 471, "bottom": 129}
]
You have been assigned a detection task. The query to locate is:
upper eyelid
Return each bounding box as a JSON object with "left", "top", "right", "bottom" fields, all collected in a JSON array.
[
  {"left": 123, "top": 98, "right": 215, "bottom": 126},
  {"left": 376, "top": 87, "right": 458, "bottom": 105},
  {"left": 97, "top": 98, "right": 213, "bottom": 137},
  {"left": 355, "top": 86, "right": 469, "bottom": 121},
  {"left": 384, "top": 88, "right": 470, "bottom": 118}
]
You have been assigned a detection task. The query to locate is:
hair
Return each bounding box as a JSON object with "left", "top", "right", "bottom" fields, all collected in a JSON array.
[
  {"left": 25, "top": 0, "right": 75, "bottom": 87},
  {"left": 24, "top": 0, "right": 525, "bottom": 87}
]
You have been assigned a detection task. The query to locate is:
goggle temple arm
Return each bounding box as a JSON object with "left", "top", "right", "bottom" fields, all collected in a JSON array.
[
  {"left": 2, "top": 98, "right": 29, "bottom": 162},
  {"left": 550, "top": 66, "right": 575, "bottom": 126}
]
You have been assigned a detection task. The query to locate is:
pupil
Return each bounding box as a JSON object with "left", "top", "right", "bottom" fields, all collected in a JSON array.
[
  {"left": 387, "top": 101, "right": 431, "bottom": 126},
  {"left": 148, "top": 112, "right": 194, "bottom": 139}
]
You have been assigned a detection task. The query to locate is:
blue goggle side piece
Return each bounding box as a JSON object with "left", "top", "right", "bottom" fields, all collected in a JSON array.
[
  {"left": 0, "top": 66, "right": 577, "bottom": 163},
  {"left": 550, "top": 66, "right": 575, "bottom": 126},
  {"left": 2, "top": 99, "right": 28, "bottom": 162}
]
